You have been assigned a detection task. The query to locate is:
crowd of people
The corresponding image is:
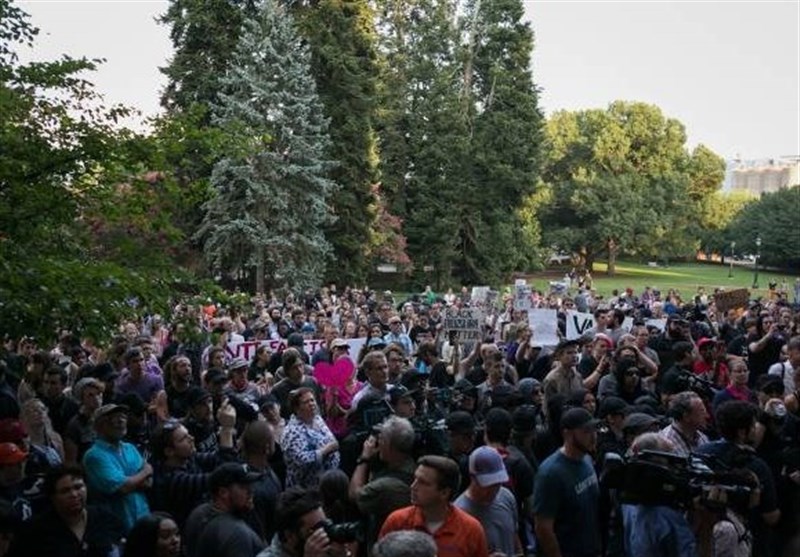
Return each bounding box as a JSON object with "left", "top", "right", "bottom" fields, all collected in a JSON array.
[{"left": 0, "top": 281, "right": 799, "bottom": 557}]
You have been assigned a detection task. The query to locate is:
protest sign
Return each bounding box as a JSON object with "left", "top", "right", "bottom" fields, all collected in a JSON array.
[
  {"left": 226, "top": 337, "right": 366, "bottom": 364},
  {"left": 565, "top": 310, "right": 595, "bottom": 340},
  {"left": 471, "top": 286, "right": 490, "bottom": 306},
  {"left": 443, "top": 307, "right": 485, "bottom": 342},
  {"left": 713, "top": 288, "right": 750, "bottom": 313},
  {"left": 514, "top": 283, "right": 532, "bottom": 312},
  {"left": 528, "top": 308, "right": 559, "bottom": 347}
]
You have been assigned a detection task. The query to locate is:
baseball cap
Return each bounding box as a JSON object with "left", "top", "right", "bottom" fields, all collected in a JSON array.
[
  {"left": 560, "top": 407, "right": 600, "bottom": 431},
  {"left": 0, "top": 443, "right": 27, "bottom": 466},
  {"left": 598, "top": 396, "right": 629, "bottom": 419},
  {"left": 445, "top": 411, "right": 475, "bottom": 435},
  {"left": 185, "top": 386, "right": 212, "bottom": 407},
  {"left": 512, "top": 405, "right": 538, "bottom": 434},
  {"left": 205, "top": 368, "right": 228, "bottom": 385},
  {"left": 209, "top": 463, "right": 263, "bottom": 492},
  {"left": 468, "top": 446, "right": 509, "bottom": 487},
  {"left": 330, "top": 338, "right": 349, "bottom": 350},
  {"left": 622, "top": 412, "right": 660, "bottom": 434},
  {"left": 228, "top": 357, "right": 248, "bottom": 372},
  {"left": 93, "top": 404, "right": 128, "bottom": 421},
  {"left": 0, "top": 420, "right": 26, "bottom": 444},
  {"left": 388, "top": 385, "right": 416, "bottom": 404},
  {"left": 697, "top": 338, "right": 715, "bottom": 350}
]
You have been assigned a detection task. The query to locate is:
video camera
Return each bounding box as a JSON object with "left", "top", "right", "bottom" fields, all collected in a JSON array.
[
  {"left": 673, "top": 370, "right": 718, "bottom": 401},
  {"left": 602, "top": 450, "right": 757, "bottom": 511}
]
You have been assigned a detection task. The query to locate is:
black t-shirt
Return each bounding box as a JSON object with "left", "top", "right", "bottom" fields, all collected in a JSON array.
[{"left": 10, "top": 506, "right": 124, "bottom": 557}]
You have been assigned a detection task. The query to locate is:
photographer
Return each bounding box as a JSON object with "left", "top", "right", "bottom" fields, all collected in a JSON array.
[
  {"left": 697, "top": 401, "right": 780, "bottom": 557},
  {"left": 349, "top": 416, "right": 415, "bottom": 548},
  {"left": 257, "top": 487, "right": 351, "bottom": 557},
  {"left": 621, "top": 433, "right": 697, "bottom": 557}
]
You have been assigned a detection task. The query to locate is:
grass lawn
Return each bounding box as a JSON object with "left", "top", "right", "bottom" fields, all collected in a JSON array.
[{"left": 523, "top": 260, "right": 799, "bottom": 300}]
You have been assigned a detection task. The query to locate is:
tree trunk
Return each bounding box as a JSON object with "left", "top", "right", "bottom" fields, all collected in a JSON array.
[
  {"left": 255, "top": 249, "right": 265, "bottom": 296},
  {"left": 607, "top": 238, "right": 617, "bottom": 277}
]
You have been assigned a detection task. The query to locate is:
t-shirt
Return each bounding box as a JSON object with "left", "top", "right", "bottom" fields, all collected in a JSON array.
[
  {"left": 454, "top": 487, "right": 518, "bottom": 556},
  {"left": 82, "top": 439, "right": 150, "bottom": 532},
  {"left": 532, "top": 450, "right": 601, "bottom": 557},
  {"left": 195, "top": 512, "right": 265, "bottom": 557},
  {"left": 380, "top": 505, "right": 489, "bottom": 557}
]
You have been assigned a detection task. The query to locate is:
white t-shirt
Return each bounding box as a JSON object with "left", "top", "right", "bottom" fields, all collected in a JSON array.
[{"left": 767, "top": 361, "right": 795, "bottom": 395}]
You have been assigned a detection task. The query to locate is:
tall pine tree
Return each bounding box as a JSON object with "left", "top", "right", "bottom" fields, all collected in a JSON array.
[
  {"left": 458, "top": 0, "right": 544, "bottom": 283},
  {"left": 160, "top": 0, "right": 257, "bottom": 115},
  {"left": 290, "top": 0, "right": 382, "bottom": 284},
  {"left": 196, "top": 0, "right": 336, "bottom": 293},
  {"left": 374, "top": 0, "right": 468, "bottom": 287}
]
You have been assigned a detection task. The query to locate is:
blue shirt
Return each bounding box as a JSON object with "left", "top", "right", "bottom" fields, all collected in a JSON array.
[
  {"left": 83, "top": 439, "right": 150, "bottom": 532},
  {"left": 622, "top": 504, "right": 696, "bottom": 557}
]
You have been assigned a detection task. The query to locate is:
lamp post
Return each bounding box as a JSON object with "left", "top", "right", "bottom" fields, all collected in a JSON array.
[
  {"left": 728, "top": 241, "right": 736, "bottom": 279},
  {"left": 752, "top": 236, "right": 762, "bottom": 289}
]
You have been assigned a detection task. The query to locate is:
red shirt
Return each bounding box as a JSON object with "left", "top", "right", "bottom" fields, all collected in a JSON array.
[
  {"left": 379, "top": 505, "right": 489, "bottom": 557},
  {"left": 693, "top": 359, "right": 729, "bottom": 388}
]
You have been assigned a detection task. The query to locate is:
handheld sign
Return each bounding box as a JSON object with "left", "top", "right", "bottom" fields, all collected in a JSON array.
[
  {"left": 444, "top": 307, "right": 484, "bottom": 343},
  {"left": 565, "top": 310, "right": 595, "bottom": 340},
  {"left": 528, "top": 309, "right": 559, "bottom": 347},
  {"left": 713, "top": 288, "right": 750, "bottom": 313}
]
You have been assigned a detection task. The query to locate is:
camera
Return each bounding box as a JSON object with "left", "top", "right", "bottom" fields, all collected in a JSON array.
[
  {"left": 674, "top": 370, "right": 717, "bottom": 401},
  {"left": 316, "top": 519, "right": 363, "bottom": 543},
  {"left": 602, "top": 450, "right": 756, "bottom": 511}
]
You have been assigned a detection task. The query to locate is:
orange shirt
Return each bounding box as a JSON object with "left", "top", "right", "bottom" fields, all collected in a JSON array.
[{"left": 379, "top": 504, "right": 489, "bottom": 557}]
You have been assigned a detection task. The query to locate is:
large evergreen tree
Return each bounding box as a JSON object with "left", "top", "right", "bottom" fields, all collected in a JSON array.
[
  {"left": 160, "top": 0, "right": 257, "bottom": 114},
  {"left": 374, "top": 0, "right": 468, "bottom": 287},
  {"left": 290, "top": 0, "right": 381, "bottom": 284},
  {"left": 196, "top": 0, "right": 337, "bottom": 293},
  {"left": 458, "top": 0, "right": 544, "bottom": 283}
]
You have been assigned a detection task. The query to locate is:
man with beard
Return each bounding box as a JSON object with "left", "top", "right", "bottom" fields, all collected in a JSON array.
[
  {"left": 533, "top": 407, "right": 602, "bottom": 557},
  {"left": 256, "top": 487, "right": 349, "bottom": 557},
  {"left": 185, "top": 463, "right": 265, "bottom": 557},
  {"left": 164, "top": 355, "right": 194, "bottom": 418},
  {"left": 649, "top": 315, "right": 692, "bottom": 374}
]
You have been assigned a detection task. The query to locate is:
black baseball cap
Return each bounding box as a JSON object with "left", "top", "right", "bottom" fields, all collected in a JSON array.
[
  {"left": 445, "top": 411, "right": 476, "bottom": 435},
  {"left": 185, "top": 386, "right": 212, "bottom": 407},
  {"left": 389, "top": 385, "right": 416, "bottom": 404},
  {"left": 598, "top": 396, "right": 629, "bottom": 419},
  {"left": 560, "top": 407, "right": 600, "bottom": 430},
  {"left": 209, "top": 463, "right": 263, "bottom": 492}
]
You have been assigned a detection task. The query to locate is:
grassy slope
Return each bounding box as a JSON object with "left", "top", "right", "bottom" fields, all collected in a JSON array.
[{"left": 523, "top": 261, "right": 799, "bottom": 300}]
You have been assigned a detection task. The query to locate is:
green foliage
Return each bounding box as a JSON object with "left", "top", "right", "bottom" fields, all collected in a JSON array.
[
  {"left": 374, "top": 0, "right": 467, "bottom": 286},
  {"left": 290, "top": 0, "right": 383, "bottom": 284},
  {"left": 196, "top": 0, "right": 337, "bottom": 292},
  {"left": 0, "top": 0, "right": 187, "bottom": 342},
  {"left": 159, "top": 0, "right": 257, "bottom": 113},
  {"left": 537, "top": 102, "right": 723, "bottom": 271},
  {"left": 726, "top": 188, "right": 800, "bottom": 268},
  {"left": 457, "top": 0, "right": 544, "bottom": 283}
]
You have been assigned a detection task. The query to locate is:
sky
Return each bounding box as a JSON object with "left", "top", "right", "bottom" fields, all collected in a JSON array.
[{"left": 16, "top": 0, "right": 800, "bottom": 161}]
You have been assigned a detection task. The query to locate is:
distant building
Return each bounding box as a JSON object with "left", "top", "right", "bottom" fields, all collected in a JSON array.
[{"left": 723, "top": 156, "right": 800, "bottom": 194}]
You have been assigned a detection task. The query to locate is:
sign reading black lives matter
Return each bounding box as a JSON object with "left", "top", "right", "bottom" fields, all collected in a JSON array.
[{"left": 444, "top": 307, "right": 484, "bottom": 342}]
